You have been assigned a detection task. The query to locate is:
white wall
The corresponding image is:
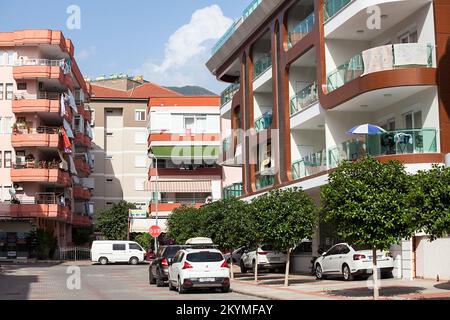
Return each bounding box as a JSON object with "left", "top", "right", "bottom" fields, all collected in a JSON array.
[
  {"left": 288, "top": 66, "right": 316, "bottom": 98},
  {"left": 290, "top": 129, "right": 326, "bottom": 162},
  {"left": 253, "top": 92, "right": 273, "bottom": 119}
]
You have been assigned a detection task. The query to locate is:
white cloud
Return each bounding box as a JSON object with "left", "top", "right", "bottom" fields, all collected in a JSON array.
[
  {"left": 133, "top": 5, "right": 233, "bottom": 92},
  {"left": 77, "top": 46, "right": 96, "bottom": 60}
]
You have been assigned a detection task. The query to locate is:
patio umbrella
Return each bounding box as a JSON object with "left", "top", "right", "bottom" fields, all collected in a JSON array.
[{"left": 347, "top": 124, "right": 386, "bottom": 135}]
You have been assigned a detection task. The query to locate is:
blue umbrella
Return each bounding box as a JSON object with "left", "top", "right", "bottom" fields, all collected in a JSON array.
[{"left": 347, "top": 124, "right": 386, "bottom": 135}]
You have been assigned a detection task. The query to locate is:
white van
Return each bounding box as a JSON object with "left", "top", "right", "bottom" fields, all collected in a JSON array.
[{"left": 91, "top": 241, "right": 145, "bottom": 265}]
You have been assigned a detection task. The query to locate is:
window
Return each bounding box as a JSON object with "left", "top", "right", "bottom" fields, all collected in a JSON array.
[
  {"left": 186, "top": 252, "right": 223, "bottom": 263},
  {"left": 184, "top": 116, "right": 195, "bottom": 131},
  {"left": 0, "top": 117, "right": 13, "bottom": 134},
  {"left": 7, "top": 52, "right": 15, "bottom": 66},
  {"left": 196, "top": 115, "right": 207, "bottom": 132},
  {"left": 135, "top": 110, "right": 146, "bottom": 121},
  {"left": 134, "top": 132, "right": 147, "bottom": 144},
  {"left": 404, "top": 111, "right": 422, "bottom": 129},
  {"left": 381, "top": 118, "right": 396, "bottom": 132},
  {"left": 17, "top": 83, "right": 27, "bottom": 90},
  {"left": 0, "top": 51, "right": 4, "bottom": 65},
  {"left": 129, "top": 243, "right": 143, "bottom": 251},
  {"left": 5, "top": 84, "right": 13, "bottom": 100},
  {"left": 134, "top": 178, "right": 146, "bottom": 191},
  {"left": 0, "top": 152, "right": 2, "bottom": 169},
  {"left": 0, "top": 84, "right": 3, "bottom": 100},
  {"left": 399, "top": 29, "right": 418, "bottom": 44},
  {"left": 106, "top": 178, "right": 114, "bottom": 183},
  {"left": 134, "top": 155, "right": 147, "bottom": 168},
  {"left": 4, "top": 151, "right": 12, "bottom": 168},
  {"left": 112, "top": 244, "right": 126, "bottom": 251}
]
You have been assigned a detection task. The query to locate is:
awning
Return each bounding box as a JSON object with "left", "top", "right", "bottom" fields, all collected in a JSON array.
[
  {"left": 146, "top": 180, "right": 211, "bottom": 192},
  {"left": 150, "top": 146, "right": 219, "bottom": 159},
  {"left": 130, "top": 218, "right": 168, "bottom": 233}
]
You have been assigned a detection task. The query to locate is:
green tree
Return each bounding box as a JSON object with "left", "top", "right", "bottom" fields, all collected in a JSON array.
[
  {"left": 251, "top": 188, "right": 317, "bottom": 286},
  {"left": 134, "top": 233, "right": 153, "bottom": 251},
  {"left": 321, "top": 157, "right": 414, "bottom": 299},
  {"left": 95, "top": 201, "right": 136, "bottom": 240},
  {"left": 72, "top": 227, "right": 93, "bottom": 246},
  {"left": 167, "top": 205, "right": 205, "bottom": 244},
  {"left": 27, "top": 229, "right": 58, "bottom": 260},
  {"left": 410, "top": 165, "right": 450, "bottom": 240}
]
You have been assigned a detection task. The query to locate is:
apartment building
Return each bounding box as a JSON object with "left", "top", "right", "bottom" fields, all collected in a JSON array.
[
  {"left": 89, "top": 77, "right": 181, "bottom": 211},
  {"left": 208, "top": 0, "right": 450, "bottom": 279},
  {"left": 147, "top": 96, "right": 222, "bottom": 232},
  {"left": 0, "top": 30, "right": 93, "bottom": 260}
]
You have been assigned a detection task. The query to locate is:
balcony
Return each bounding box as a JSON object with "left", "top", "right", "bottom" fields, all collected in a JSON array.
[
  {"left": 13, "top": 59, "right": 73, "bottom": 88},
  {"left": 149, "top": 201, "right": 204, "bottom": 212},
  {"left": 148, "top": 167, "right": 222, "bottom": 177},
  {"left": 223, "top": 182, "right": 243, "bottom": 199},
  {"left": 288, "top": 12, "right": 315, "bottom": 49},
  {"left": 254, "top": 111, "right": 273, "bottom": 132},
  {"left": 326, "top": 43, "right": 434, "bottom": 92},
  {"left": 290, "top": 82, "right": 318, "bottom": 116},
  {"left": 11, "top": 127, "right": 60, "bottom": 148},
  {"left": 328, "top": 128, "right": 438, "bottom": 168},
  {"left": 292, "top": 150, "right": 328, "bottom": 180},
  {"left": 74, "top": 132, "right": 91, "bottom": 148},
  {"left": 12, "top": 92, "right": 61, "bottom": 114},
  {"left": 71, "top": 215, "right": 92, "bottom": 227},
  {"left": 324, "top": 0, "right": 352, "bottom": 22},
  {"left": 255, "top": 173, "right": 275, "bottom": 190},
  {"left": 8, "top": 193, "right": 70, "bottom": 221},
  {"left": 221, "top": 82, "right": 240, "bottom": 106},
  {"left": 253, "top": 55, "right": 272, "bottom": 80},
  {"left": 11, "top": 163, "right": 71, "bottom": 186},
  {"left": 73, "top": 186, "right": 91, "bottom": 201},
  {"left": 75, "top": 159, "right": 91, "bottom": 175}
]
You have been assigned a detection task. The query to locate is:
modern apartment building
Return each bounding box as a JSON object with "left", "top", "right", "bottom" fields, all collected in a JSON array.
[
  {"left": 89, "top": 77, "right": 181, "bottom": 212},
  {"left": 147, "top": 96, "right": 222, "bottom": 232},
  {"left": 208, "top": 0, "right": 450, "bottom": 279},
  {"left": 0, "top": 30, "right": 93, "bottom": 260}
]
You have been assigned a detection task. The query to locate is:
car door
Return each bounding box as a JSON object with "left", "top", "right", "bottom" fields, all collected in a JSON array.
[
  {"left": 321, "top": 245, "right": 340, "bottom": 273},
  {"left": 333, "top": 245, "right": 350, "bottom": 273},
  {"left": 112, "top": 243, "right": 127, "bottom": 262},
  {"left": 170, "top": 252, "right": 184, "bottom": 283}
]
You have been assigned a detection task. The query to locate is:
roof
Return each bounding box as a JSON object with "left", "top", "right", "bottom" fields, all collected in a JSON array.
[
  {"left": 149, "top": 96, "right": 220, "bottom": 107},
  {"left": 90, "top": 82, "right": 182, "bottom": 99}
]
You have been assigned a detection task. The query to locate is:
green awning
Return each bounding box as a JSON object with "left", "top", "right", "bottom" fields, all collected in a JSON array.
[{"left": 150, "top": 146, "right": 219, "bottom": 159}]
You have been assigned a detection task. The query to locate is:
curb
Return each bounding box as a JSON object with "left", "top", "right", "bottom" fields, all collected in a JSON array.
[{"left": 231, "top": 287, "right": 282, "bottom": 300}]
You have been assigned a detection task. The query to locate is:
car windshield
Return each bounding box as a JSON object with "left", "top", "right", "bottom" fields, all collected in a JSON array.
[
  {"left": 163, "top": 246, "right": 182, "bottom": 258},
  {"left": 186, "top": 251, "right": 223, "bottom": 262},
  {"left": 352, "top": 244, "right": 373, "bottom": 251},
  {"left": 260, "top": 245, "right": 273, "bottom": 251}
]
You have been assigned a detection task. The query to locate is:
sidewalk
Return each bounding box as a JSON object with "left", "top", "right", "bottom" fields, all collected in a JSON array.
[{"left": 230, "top": 270, "right": 450, "bottom": 300}]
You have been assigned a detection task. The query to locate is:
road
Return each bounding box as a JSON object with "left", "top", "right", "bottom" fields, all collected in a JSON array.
[{"left": 0, "top": 263, "right": 261, "bottom": 300}]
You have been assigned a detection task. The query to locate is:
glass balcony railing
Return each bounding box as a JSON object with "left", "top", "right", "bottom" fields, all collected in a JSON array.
[
  {"left": 254, "top": 111, "right": 273, "bottom": 132},
  {"left": 288, "top": 12, "right": 315, "bottom": 49},
  {"left": 221, "top": 82, "right": 240, "bottom": 106},
  {"left": 223, "top": 182, "right": 243, "bottom": 199},
  {"left": 291, "top": 149, "right": 328, "bottom": 180},
  {"left": 327, "top": 43, "right": 434, "bottom": 92},
  {"left": 324, "top": 0, "right": 352, "bottom": 22},
  {"left": 222, "top": 137, "right": 231, "bottom": 152},
  {"left": 243, "top": 0, "right": 263, "bottom": 19},
  {"left": 256, "top": 173, "right": 275, "bottom": 190},
  {"left": 290, "top": 82, "right": 318, "bottom": 116},
  {"left": 253, "top": 55, "right": 272, "bottom": 80},
  {"left": 328, "top": 128, "right": 438, "bottom": 168}
]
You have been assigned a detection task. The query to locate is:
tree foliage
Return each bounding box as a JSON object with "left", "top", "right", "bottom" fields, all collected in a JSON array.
[
  {"left": 134, "top": 233, "right": 153, "bottom": 251},
  {"left": 321, "top": 157, "right": 414, "bottom": 250},
  {"left": 167, "top": 205, "right": 205, "bottom": 244},
  {"left": 95, "top": 201, "right": 136, "bottom": 240},
  {"left": 409, "top": 165, "right": 450, "bottom": 240}
]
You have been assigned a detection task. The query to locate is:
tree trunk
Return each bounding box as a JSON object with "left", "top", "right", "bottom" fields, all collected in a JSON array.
[
  {"left": 372, "top": 247, "right": 379, "bottom": 300},
  {"left": 254, "top": 245, "right": 259, "bottom": 284},
  {"left": 284, "top": 248, "right": 292, "bottom": 287}
]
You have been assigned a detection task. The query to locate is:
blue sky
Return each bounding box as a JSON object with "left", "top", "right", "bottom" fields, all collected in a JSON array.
[{"left": 0, "top": 1, "right": 245, "bottom": 93}]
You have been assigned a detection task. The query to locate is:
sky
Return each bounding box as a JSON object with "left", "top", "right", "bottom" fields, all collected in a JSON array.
[{"left": 0, "top": 0, "right": 245, "bottom": 94}]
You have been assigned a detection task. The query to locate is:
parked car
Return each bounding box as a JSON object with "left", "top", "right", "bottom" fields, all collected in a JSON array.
[
  {"left": 314, "top": 243, "right": 394, "bottom": 281},
  {"left": 148, "top": 245, "right": 183, "bottom": 287},
  {"left": 168, "top": 248, "right": 230, "bottom": 294},
  {"left": 224, "top": 246, "right": 246, "bottom": 265},
  {"left": 240, "top": 244, "right": 287, "bottom": 273},
  {"left": 91, "top": 241, "right": 145, "bottom": 265},
  {"left": 145, "top": 249, "right": 156, "bottom": 261}
]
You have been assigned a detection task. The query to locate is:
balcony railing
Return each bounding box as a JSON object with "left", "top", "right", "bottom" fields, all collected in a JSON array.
[
  {"left": 255, "top": 173, "right": 275, "bottom": 190},
  {"left": 14, "top": 193, "right": 66, "bottom": 206},
  {"left": 290, "top": 82, "right": 318, "bottom": 116},
  {"left": 254, "top": 111, "right": 273, "bottom": 132},
  {"left": 14, "top": 92, "right": 62, "bottom": 100},
  {"left": 15, "top": 59, "right": 64, "bottom": 67},
  {"left": 328, "top": 128, "right": 438, "bottom": 168},
  {"left": 14, "top": 159, "right": 61, "bottom": 170},
  {"left": 324, "top": 0, "right": 352, "bottom": 22},
  {"left": 253, "top": 55, "right": 272, "bottom": 80},
  {"left": 221, "top": 82, "right": 240, "bottom": 106},
  {"left": 327, "top": 43, "right": 434, "bottom": 92},
  {"left": 291, "top": 149, "right": 328, "bottom": 180},
  {"left": 211, "top": 0, "right": 263, "bottom": 54},
  {"left": 13, "top": 126, "right": 60, "bottom": 135},
  {"left": 155, "top": 197, "right": 210, "bottom": 205},
  {"left": 288, "top": 12, "right": 315, "bottom": 49},
  {"left": 223, "top": 182, "right": 243, "bottom": 199}
]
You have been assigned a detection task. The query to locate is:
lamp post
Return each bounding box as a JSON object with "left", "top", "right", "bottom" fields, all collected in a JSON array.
[{"left": 148, "top": 152, "right": 159, "bottom": 253}]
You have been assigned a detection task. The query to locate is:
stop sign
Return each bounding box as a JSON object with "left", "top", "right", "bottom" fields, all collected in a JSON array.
[{"left": 149, "top": 225, "right": 161, "bottom": 238}]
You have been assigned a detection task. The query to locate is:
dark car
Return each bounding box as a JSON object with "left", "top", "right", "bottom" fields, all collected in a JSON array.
[{"left": 148, "top": 245, "right": 182, "bottom": 287}]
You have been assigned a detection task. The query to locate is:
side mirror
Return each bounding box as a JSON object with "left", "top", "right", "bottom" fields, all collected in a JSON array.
[{"left": 322, "top": 252, "right": 327, "bottom": 257}]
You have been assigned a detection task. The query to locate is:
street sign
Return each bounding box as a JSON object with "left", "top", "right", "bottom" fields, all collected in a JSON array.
[
  {"left": 149, "top": 225, "right": 162, "bottom": 238},
  {"left": 129, "top": 209, "right": 147, "bottom": 219}
]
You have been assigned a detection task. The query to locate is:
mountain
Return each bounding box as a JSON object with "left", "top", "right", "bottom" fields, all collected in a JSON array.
[{"left": 165, "top": 86, "right": 217, "bottom": 96}]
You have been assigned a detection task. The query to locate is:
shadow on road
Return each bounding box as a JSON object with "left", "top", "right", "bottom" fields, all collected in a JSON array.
[
  {"left": 434, "top": 282, "right": 450, "bottom": 291},
  {"left": 326, "top": 286, "right": 425, "bottom": 298},
  {"left": 0, "top": 272, "right": 38, "bottom": 300}
]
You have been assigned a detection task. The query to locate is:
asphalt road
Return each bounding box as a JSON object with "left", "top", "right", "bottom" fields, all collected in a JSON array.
[{"left": 0, "top": 262, "right": 261, "bottom": 300}]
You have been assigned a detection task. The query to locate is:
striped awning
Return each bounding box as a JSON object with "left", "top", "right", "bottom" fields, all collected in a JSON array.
[
  {"left": 146, "top": 180, "right": 211, "bottom": 192},
  {"left": 150, "top": 146, "right": 219, "bottom": 159}
]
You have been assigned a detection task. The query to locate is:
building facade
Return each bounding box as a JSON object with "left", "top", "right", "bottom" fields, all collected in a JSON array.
[
  {"left": 89, "top": 78, "right": 181, "bottom": 212},
  {"left": 147, "top": 96, "right": 222, "bottom": 232},
  {"left": 0, "top": 30, "right": 93, "bottom": 260},
  {"left": 208, "top": 0, "right": 450, "bottom": 280}
]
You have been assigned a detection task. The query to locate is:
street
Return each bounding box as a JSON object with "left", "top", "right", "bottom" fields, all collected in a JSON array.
[{"left": 0, "top": 263, "right": 261, "bottom": 300}]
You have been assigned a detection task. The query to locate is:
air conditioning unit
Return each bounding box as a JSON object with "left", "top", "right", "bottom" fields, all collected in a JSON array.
[{"left": 13, "top": 183, "right": 24, "bottom": 191}]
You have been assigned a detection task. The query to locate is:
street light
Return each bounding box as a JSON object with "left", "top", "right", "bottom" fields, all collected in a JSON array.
[{"left": 148, "top": 151, "right": 159, "bottom": 253}]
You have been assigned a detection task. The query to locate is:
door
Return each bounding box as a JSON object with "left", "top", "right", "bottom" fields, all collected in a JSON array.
[
  {"left": 169, "top": 252, "right": 184, "bottom": 283},
  {"left": 112, "top": 243, "right": 127, "bottom": 262},
  {"left": 334, "top": 244, "right": 350, "bottom": 274},
  {"left": 128, "top": 242, "right": 144, "bottom": 261},
  {"left": 415, "top": 236, "right": 450, "bottom": 280},
  {"left": 321, "top": 245, "right": 341, "bottom": 273}
]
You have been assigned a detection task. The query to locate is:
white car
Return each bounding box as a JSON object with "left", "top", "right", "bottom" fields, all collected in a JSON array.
[
  {"left": 240, "top": 244, "right": 287, "bottom": 273},
  {"left": 91, "top": 240, "right": 145, "bottom": 265},
  {"left": 314, "top": 243, "right": 394, "bottom": 281},
  {"left": 168, "top": 248, "right": 230, "bottom": 294}
]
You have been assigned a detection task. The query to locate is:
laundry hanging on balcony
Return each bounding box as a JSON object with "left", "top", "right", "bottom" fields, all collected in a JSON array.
[
  {"left": 362, "top": 45, "right": 393, "bottom": 75},
  {"left": 60, "top": 94, "right": 66, "bottom": 117},
  {"left": 393, "top": 43, "right": 429, "bottom": 67},
  {"left": 85, "top": 122, "right": 93, "bottom": 140},
  {"left": 86, "top": 151, "right": 94, "bottom": 169},
  {"left": 60, "top": 128, "right": 72, "bottom": 154},
  {"left": 63, "top": 119, "right": 74, "bottom": 139},
  {"left": 58, "top": 150, "right": 69, "bottom": 171},
  {"left": 66, "top": 89, "right": 77, "bottom": 114},
  {"left": 68, "top": 155, "right": 78, "bottom": 175}
]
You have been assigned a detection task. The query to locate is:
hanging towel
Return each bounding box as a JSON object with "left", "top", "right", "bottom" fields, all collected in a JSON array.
[
  {"left": 68, "top": 155, "right": 78, "bottom": 175},
  {"left": 58, "top": 150, "right": 69, "bottom": 171},
  {"left": 67, "top": 89, "right": 77, "bottom": 114},
  {"left": 393, "top": 43, "right": 428, "bottom": 67},
  {"left": 61, "top": 128, "right": 72, "bottom": 154},
  {"left": 60, "top": 94, "right": 66, "bottom": 118},
  {"left": 362, "top": 45, "right": 394, "bottom": 75},
  {"left": 63, "top": 119, "right": 74, "bottom": 139}
]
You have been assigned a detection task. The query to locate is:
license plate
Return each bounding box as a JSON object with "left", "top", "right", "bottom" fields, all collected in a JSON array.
[
  {"left": 270, "top": 257, "right": 280, "bottom": 261},
  {"left": 199, "top": 278, "right": 215, "bottom": 282}
]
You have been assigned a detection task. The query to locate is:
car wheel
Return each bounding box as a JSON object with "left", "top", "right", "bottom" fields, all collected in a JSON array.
[
  {"left": 315, "top": 264, "right": 323, "bottom": 280},
  {"left": 240, "top": 261, "right": 247, "bottom": 274},
  {"left": 221, "top": 285, "right": 230, "bottom": 293},
  {"left": 149, "top": 269, "right": 156, "bottom": 284},
  {"left": 343, "top": 264, "right": 354, "bottom": 281},
  {"left": 129, "top": 257, "right": 139, "bottom": 265},
  {"left": 156, "top": 276, "right": 165, "bottom": 287},
  {"left": 168, "top": 280, "right": 176, "bottom": 291},
  {"left": 382, "top": 270, "right": 393, "bottom": 279},
  {"left": 99, "top": 257, "right": 108, "bottom": 265},
  {"left": 178, "top": 277, "right": 187, "bottom": 294}
]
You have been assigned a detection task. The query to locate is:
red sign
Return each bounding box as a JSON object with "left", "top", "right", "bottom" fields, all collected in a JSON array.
[{"left": 149, "top": 225, "right": 162, "bottom": 238}]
